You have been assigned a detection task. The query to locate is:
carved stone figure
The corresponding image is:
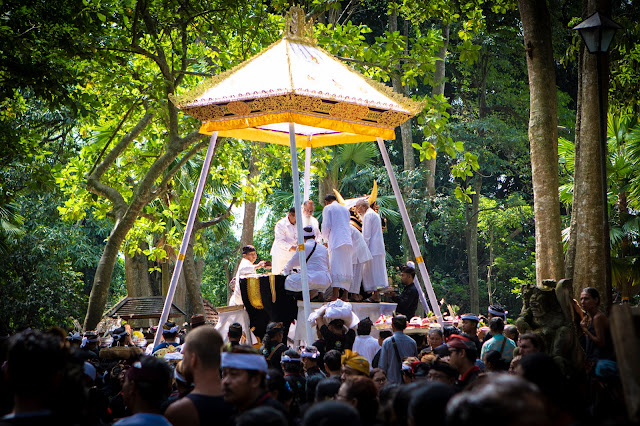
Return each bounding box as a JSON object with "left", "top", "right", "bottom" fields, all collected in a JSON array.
[{"left": 516, "top": 279, "right": 584, "bottom": 376}]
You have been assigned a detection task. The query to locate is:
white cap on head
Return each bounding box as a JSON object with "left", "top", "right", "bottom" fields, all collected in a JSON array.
[{"left": 303, "top": 226, "right": 314, "bottom": 238}]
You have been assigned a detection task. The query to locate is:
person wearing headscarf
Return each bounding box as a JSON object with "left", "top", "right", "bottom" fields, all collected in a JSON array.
[
  {"left": 152, "top": 322, "right": 180, "bottom": 355},
  {"left": 114, "top": 356, "right": 173, "bottom": 425},
  {"left": 260, "top": 322, "right": 287, "bottom": 373},
  {"left": 283, "top": 225, "right": 331, "bottom": 298},
  {"left": 300, "top": 346, "right": 326, "bottom": 379},
  {"left": 340, "top": 350, "right": 370, "bottom": 381},
  {"left": 221, "top": 345, "right": 287, "bottom": 417}
]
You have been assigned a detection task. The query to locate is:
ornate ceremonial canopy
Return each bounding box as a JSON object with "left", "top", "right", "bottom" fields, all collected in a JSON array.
[
  {"left": 155, "top": 7, "right": 444, "bottom": 348},
  {"left": 171, "top": 7, "right": 423, "bottom": 147}
]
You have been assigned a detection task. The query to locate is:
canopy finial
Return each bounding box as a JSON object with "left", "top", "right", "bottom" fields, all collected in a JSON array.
[{"left": 284, "top": 6, "right": 316, "bottom": 44}]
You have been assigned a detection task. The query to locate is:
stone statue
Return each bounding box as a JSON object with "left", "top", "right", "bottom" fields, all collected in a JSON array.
[{"left": 516, "top": 279, "right": 584, "bottom": 376}]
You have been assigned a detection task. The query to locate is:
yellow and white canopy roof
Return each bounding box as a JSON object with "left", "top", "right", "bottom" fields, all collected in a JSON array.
[{"left": 171, "top": 7, "right": 423, "bottom": 147}]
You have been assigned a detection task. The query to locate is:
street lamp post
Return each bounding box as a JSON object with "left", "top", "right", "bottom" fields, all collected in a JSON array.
[{"left": 573, "top": 12, "right": 621, "bottom": 304}]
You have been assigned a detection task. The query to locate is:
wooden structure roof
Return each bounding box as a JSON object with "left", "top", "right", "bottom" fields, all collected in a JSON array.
[{"left": 104, "top": 297, "right": 186, "bottom": 320}]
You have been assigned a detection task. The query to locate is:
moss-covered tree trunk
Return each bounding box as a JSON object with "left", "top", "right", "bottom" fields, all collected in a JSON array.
[
  {"left": 518, "top": 0, "right": 565, "bottom": 288},
  {"left": 570, "top": 0, "right": 612, "bottom": 306}
]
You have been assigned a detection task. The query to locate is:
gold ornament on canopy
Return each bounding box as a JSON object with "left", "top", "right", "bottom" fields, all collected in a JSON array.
[{"left": 170, "top": 7, "right": 424, "bottom": 147}]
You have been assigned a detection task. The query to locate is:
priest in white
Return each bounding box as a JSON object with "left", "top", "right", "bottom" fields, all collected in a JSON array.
[
  {"left": 270, "top": 207, "right": 298, "bottom": 274},
  {"left": 302, "top": 200, "right": 322, "bottom": 243},
  {"left": 322, "top": 194, "right": 353, "bottom": 301},
  {"left": 356, "top": 199, "right": 387, "bottom": 302},
  {"left": 350, "top": 223, "right": 372, "bottom": 300},
  {"left": 230, "top": 245, "right": 270, "bottom": 306},
  {"left": 283, "top": 226, "right": 331, "bottom": 297}
]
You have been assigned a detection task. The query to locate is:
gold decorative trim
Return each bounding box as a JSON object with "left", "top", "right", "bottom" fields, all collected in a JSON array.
[
  {"left": 269, "top": 275, "right": 277, "bottom": 304},
  {"left": 247, "top": 278, "right": 264, "bottom": 309}
]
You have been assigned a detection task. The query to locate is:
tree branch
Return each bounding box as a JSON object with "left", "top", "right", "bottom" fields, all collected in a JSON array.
[
  {"left": 86, "top": 113, "right": 154, "bottom": 212},
  {"left": 153, "top": 136, "right": 208, "bottom": 196},
  {"left": 195, "top": 197, "right": 237, "bottom": 231},
  {"left": 88, "top": 102, "right": 138, "bottom": 177},
  {"left": 173, "top": 70, "right": 216, "bottom": 77}
]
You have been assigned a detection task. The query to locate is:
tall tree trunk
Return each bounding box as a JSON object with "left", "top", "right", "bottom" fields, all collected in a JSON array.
[
  {"left": 239, "top": 148, "right": 260, "bottom": 248},
  {"left": 426, "top": 24, "right": 450, "bottom": 196},
  {"left": 85, "top": 208, "right": 144, "bottom": 329},
  {"left": 182, "top": 235, "right": 204, "bottom": 317},
  {"left": 464, "top": 176, "right": 482, "bottom": 314},
  {"left": 389, "top": 10, "right": 414, "bottom": 171},
  {"left": 518, "top": 0, "right": 565, "bottom": 288},
  {"left": 124, "top": 243, "right": 152, "bottom": 297},
  {"left": 571, "top": 0, "right": 612, "bottom": 305},
  {"left": 565, "top": 48, "right": 583, "bottom": 280}
]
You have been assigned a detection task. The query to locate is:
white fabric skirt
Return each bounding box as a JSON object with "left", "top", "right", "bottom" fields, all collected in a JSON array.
[
  {"left": 272, "top": 249, "right": 294, "bottom": 275},
  {"left": 329, "top": 245, "right": 353, "bottom": 290},
  {"left": 351, "top": 262, "right": 368, "bottom": 293},
  {"left": 362, "top": 254, "right": 388, "bottom": 292}
]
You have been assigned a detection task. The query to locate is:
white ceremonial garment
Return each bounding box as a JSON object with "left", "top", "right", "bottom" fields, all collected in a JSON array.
[
  {"left": 362, "top": 207, "right": 388, "bottom": 291},
  {"left": 321, "top": 201, "right": 352, "bottom": 250},
  {"left": 303, "top": 214, "right": 323, "bottom": 243},
  {"left": 229, "top": 258, "right": 258, "bottom": 306},
  {"left": 322, "top": 201, "right": 353, "bottom": 288},
  {"left": 270, "top": 215, "right": 297, "bottom": 274},
  {"left": 283, "top": 239, "right": 331, "bottom": 291},
  {"left": 352, "top": 335, "right": 381, "bottom": 369},
  {"left": 350, "top": 226, "right": 372, "bottom": 294}
]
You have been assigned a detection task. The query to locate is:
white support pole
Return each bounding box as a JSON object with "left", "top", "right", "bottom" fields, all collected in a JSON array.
[
  {"left": 153, "top": 132, "right": 219, "bottom": 348},
  {"left": 303, "top": 145, "right": 311, "bottom": 202},
  {"left": 290, "top": 124, "right": 313, "bottom": 344},
  {"left": 376, "top": 137, "right": 444, "bottom": 325}
]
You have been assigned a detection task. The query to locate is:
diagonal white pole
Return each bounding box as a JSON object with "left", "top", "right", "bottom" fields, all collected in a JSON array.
[
  {"left": 303, "top": 145, "right": 311, "bottom": 202},
  {"left": 290, "top": 123, "right": 313, "bottom": 344},
  {"left": 376, "top": 137, "right": 444, "bottom": 326},
  {"left": 153, "top": 132, "right": 219, "bottom": 348}
]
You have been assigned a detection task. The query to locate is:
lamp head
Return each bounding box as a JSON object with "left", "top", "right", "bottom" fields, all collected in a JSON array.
[{"left": 572, "top": 12, "right": 621, "bottom": 53}]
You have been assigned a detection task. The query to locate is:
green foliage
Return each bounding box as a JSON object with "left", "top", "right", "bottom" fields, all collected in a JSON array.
[{"left": 0, "top": 190, "right": 114, "bottom": 331}]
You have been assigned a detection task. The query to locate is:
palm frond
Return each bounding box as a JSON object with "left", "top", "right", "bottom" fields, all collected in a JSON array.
[{"left": 609, "top": 225, "right": 625, "bottom": 247}]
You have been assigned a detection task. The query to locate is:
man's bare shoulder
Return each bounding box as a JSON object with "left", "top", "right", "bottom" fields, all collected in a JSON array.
[{"left": 165, "top": 396, "right": 199, "bottom": 426}]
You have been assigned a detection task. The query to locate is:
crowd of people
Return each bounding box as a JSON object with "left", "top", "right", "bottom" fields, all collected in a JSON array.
[{"left": 0, "top": 286, "right": 630, "bottom": 425}]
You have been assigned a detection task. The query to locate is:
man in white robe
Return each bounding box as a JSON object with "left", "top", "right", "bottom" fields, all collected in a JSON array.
[
  {"left": 356, "top": 199, "right": 387, "bottom": 302},
  {"left": 283, "top": 226, "right": 331, "bottom": 298},
  {"left": 230, "top": 245, "right": 270, "bottom": 306},
  {"left": 270, "top": 207, "right": 298, "bottom": 274},
  {"left": 321, "top": 194, "right": 353, "bottom": 301},
  {"left": 350, "top": 223, "right": 372, "bottom": 300},
  {"left": 302, "top": 200, "right": 322, "bottom": 243}
]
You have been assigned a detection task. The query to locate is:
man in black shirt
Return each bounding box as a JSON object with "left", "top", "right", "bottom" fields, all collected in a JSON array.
[
  {"left": 316, "top": 315, "right": 355, "bottom": 354},
  {"left": 391, "top": 265, "right": 419, "bottom": 318},
  {"left": 165, "top": 326, "right": 234, "bottom": 426}
]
